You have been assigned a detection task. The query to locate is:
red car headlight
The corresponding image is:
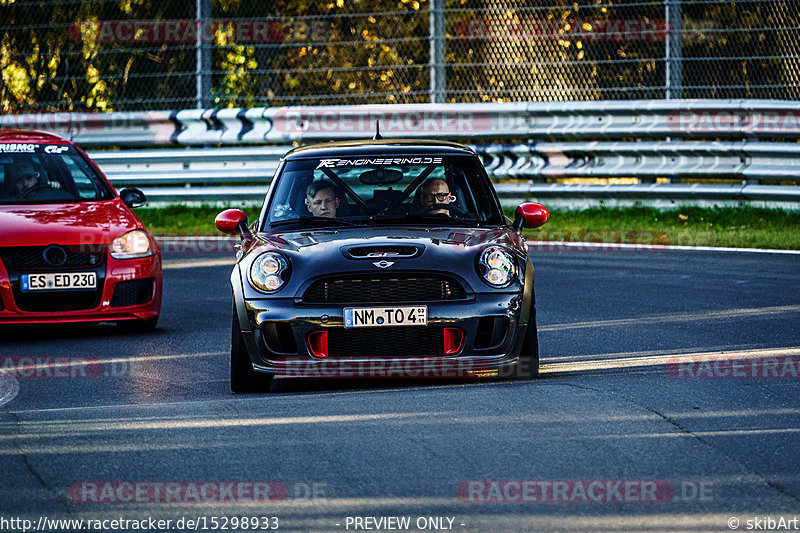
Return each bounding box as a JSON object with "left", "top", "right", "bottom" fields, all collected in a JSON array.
[{"left": 110, "top": 230, "right": 153, "bottom": 259}]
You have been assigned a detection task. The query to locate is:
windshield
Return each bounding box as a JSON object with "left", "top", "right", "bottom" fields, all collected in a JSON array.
[
  {"left": 0, "top": 144, "right": 114, "bottom": 205},
  {"left": 263, "top": 154, "right": 504, "bottom": 229}
]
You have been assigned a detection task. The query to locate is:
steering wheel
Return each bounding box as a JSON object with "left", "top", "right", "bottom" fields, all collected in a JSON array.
[
  {"left": 440, "top": 204, "right": 470, "bottom": 217},
  {"left": 413, "top": 203, "right": 469, "bottom": 218},
  {"left": 22, "top": 184, "right": 51, "bottom": 199}
]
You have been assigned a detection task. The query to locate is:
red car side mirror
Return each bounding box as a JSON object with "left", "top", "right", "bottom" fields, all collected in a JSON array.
[
  {"left": 215, "top": 209, "right": 250, "bottom": 237},
  {"left": 513, "top": 202, "right": 549, "bottom": 231}
]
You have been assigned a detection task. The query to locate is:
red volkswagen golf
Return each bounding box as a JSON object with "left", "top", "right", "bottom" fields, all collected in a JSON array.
[{"left": 0, "top": 130, "right": 162, "bottom": 329}]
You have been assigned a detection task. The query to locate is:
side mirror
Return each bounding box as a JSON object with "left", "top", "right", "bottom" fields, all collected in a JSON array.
[
  {"left": 512, "top": 202, "right": 549, "bottom": 231},
  {"left": 120, "top": 188, "right": 147, "bottom": 208},
  {"left": 215, "top": 209, "right": 252, "bottom": 238}
]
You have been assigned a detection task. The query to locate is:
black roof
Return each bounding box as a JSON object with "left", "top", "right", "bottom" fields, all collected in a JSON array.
[{"left": 283, "top": 139, "right": 476, "bottom": 160}]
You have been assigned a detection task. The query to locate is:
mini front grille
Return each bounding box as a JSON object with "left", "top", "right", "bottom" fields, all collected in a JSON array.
[
  {"left": 302, "top": 274, "right": 466, "bottom": 304},
  {"left": 0, "top": 245, "right": 106, "bottom": 271},
  {"left": 110, "top": 278, "right": 154, "bottom": 308},
  {"left": 327, "top": 326, "right": 444, "bottom": 358}
]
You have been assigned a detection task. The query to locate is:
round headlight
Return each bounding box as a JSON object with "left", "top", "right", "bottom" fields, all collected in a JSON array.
[
  {"left": 478, "top": 246, "right": 517, "bottom": 287},
  {"left": 487, "top": 268, "right": 509, "bottom": 285},
  {"left": 249, "top": 252, "right": 289, "bottom": 293}
]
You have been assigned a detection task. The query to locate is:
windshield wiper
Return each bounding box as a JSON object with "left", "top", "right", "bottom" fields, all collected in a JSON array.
[{"left": 269, "top": 216, "right": 361, "bottom": 228}]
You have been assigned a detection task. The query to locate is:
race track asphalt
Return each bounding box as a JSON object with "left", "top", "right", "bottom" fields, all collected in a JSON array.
[{"left": 1, "top": 247, "right": 799, "bottom": 532}]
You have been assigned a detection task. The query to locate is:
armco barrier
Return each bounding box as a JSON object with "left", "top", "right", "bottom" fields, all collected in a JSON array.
[
  {"left": 4, "top": 100, "right": 800, "bottom": 146},
  {"left": 3, "top": 101, "right": 799, "bottom": 206}
]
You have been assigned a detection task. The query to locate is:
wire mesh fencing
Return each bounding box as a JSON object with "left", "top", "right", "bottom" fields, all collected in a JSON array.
[{"left": 1, "top": 0, "right": 799, "bottom": 112}]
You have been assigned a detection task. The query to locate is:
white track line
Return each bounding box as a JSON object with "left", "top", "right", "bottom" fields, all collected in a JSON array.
[
  {"left": 162, "top": 258, "right": 236, "bottom": 269},
  {"left": 528, "top": 240, "right": 800, "bottom": 254},
  {"left": 158, "top": 236, "right": 800, "bottom": 255}
]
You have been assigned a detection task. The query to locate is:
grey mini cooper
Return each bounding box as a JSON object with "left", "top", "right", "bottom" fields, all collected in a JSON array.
[{"left": 216, "top": 139, "right": 548, "bottom": 392}]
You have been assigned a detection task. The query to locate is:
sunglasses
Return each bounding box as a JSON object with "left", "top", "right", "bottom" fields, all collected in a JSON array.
[{"left": 421, "top": 192, "right": 454, "bottom": 202}]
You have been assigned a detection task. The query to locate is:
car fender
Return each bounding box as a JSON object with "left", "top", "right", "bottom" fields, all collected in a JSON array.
[{"left": 230, "top": 263, "right": 251, "bottom": 333}]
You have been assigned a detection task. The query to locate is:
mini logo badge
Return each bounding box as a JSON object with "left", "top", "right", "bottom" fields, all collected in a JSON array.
[
  {"left": 42, "top": 245, "right": 68, "bottom": 267},
  {"left": 372, "top": 260, "right": 394, "bottom": 269}
]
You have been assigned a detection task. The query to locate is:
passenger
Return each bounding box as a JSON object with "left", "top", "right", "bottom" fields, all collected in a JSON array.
[{"left": 305, "top": 180, "right": 340, "bottom": 218}]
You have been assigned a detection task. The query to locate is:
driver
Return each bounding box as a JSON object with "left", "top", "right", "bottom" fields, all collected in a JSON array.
[
  {"left": 7, "top": 163, "right": 40, "bottom": 198},
  {"left": 418, "top": 178, "right": 455, "bottom": 216},
  {"left": 6, "top": 162, "right": 61, "bottom": 198},
  {"left": 305, "top": 180, "right": 340, "bottom": 218}
]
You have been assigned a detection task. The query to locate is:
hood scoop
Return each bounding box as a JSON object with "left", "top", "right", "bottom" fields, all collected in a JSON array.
[{"left": 343, "top": 244, "right": 423, "bottom": 260}]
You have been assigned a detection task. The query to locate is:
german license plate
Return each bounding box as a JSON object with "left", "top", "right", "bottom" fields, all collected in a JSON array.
[
  {"left": 21, "top": 272, "right": 97, "bottom": 291},
  {"left": 344, "top": 306, "right": 427, "bottom": 328}
]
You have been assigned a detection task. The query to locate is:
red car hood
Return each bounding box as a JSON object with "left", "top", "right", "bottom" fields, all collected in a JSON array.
[{"left": 0, "top": 200, "right": 142, "bottom": 247}]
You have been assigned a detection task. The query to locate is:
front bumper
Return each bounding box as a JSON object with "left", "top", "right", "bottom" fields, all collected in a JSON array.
[
  {"left": 0, "top": 252, "right": 162, "bottom": 324},
  {"left": 239, "top": 292, "right": 529, "bottom": 378}
]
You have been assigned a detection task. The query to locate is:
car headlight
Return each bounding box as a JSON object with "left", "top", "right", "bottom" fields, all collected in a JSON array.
[
  {"left": 110, "top": 230, "right": 153, "bottom": 259},
  {"left": 249, "top": 252, "right": 290, "bottom": 293},
  {"left": 477, "top": 246, "right": 518, "bottom": 287}
]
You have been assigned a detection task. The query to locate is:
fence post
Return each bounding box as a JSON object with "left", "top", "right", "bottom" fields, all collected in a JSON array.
[
  {"left": 429, "top": 0, "right": 446, "bottom": 103},
  {"left": 665, "top": 0, "right": 683, "bottom": 100},
  {"left": 196, "top": 0, "right": 212, "bottom": 109}
]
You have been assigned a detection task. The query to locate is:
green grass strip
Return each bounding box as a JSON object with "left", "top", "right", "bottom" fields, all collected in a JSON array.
[{"left": 134, "top": 205, "right": 800, "bottom": 250}]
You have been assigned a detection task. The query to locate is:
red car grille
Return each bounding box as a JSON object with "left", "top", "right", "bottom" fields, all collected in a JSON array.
[
  {"left": 13, "top": 290, "right": 103, "bottom": 312},
  {"left": 0, "top": 245, "right": 106, "bottom": 270}
]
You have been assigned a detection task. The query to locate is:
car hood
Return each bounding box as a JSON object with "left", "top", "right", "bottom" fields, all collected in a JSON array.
[
  {"left": 239, "top": 226, "right": 527, "bottom": 298},
  {"left": 0, "top": 200, "right": 142, "bottom": 247},
  {"left": 252, "top": 226, "right": 523, "bottom": 254}
]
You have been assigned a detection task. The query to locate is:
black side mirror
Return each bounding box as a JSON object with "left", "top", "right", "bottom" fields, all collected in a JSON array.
[{"left": 120, "top": 188, "right": 147, "bottom": 208}]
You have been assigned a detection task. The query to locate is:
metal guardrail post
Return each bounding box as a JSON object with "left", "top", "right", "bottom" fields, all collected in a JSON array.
[
  {"left": 196, "top": 0, "right": 212, "bottom": 109},
  {"left": 429, "top": 0, "right": 446, "bottom": 104},
  {"left": 665, "top": 0, "right": 683, "bottom": 100}
]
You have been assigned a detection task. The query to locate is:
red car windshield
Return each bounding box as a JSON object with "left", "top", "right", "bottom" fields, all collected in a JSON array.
[{"left": 0, "top": 144, "right": 114, "bottom": 204}]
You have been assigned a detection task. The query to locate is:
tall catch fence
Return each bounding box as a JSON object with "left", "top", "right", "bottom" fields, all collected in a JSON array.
[{"left": 2, "top": 0, "right": 799, "bottom": 112}]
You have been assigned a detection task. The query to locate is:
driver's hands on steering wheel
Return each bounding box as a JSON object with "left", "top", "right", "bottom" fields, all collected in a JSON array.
[
  {"left": 410, "top": 203, "right": 467, "bottom": 218},
  {"left": 22, "top": 183, "right": 52, "bottom": 199},
  {"left": 22, "top": 182, "right": 63, "bottom": 199},
  {"left": 430, "top": 203, "right": 468, "bottom": 217}
]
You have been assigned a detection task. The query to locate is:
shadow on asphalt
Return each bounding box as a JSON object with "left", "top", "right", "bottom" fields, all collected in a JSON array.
[
  {"left": 0, "top": 323, "right": 171, "bottom": 342},
  {"left": 264, "top": 374, "right": 541, "bottom": 395}
]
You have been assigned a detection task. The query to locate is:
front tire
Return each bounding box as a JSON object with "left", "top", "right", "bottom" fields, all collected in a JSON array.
[
  {"left": 230, "top": 302, "right": 272, "bottom": 393},
  {"left": 516, "top": 306, "right": 540, "bottom": 379}
]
